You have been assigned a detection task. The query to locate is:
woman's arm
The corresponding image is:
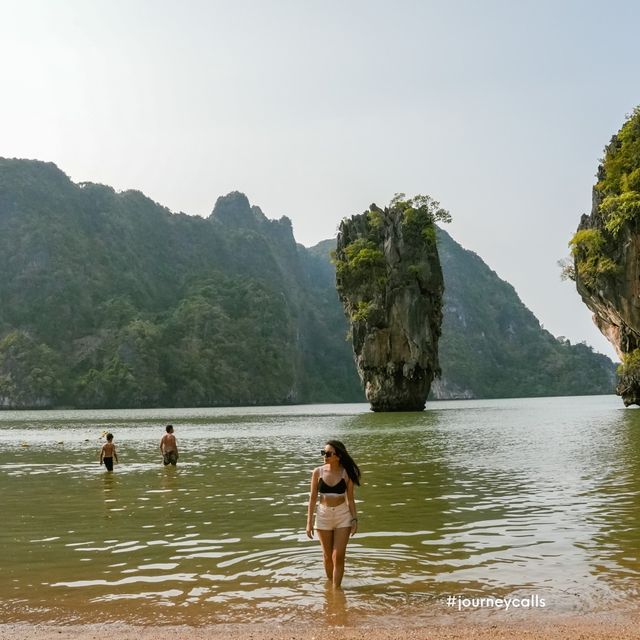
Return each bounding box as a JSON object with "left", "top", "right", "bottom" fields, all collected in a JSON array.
[
  {"left": 306, "top": 468, "right": 319, "bottom": 539},
  {"left": 346, "top": 478, "right": 358, "bottom": 536}
]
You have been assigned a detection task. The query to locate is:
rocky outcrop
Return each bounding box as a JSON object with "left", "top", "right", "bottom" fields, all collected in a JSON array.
[
  {"left": 335, "top": 196, "right": 446, "bottom": 411},
  {"left": 572, "top": 107, "right": 640, "bottom": 405},
  {"left": 575, "top": 192, "right": 640, "bottom": 360}
]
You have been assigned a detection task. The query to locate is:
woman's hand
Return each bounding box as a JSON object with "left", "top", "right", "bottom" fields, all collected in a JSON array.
[
  {"left": 306, "top": 524, "right": 314, "bottom": 539},
  {"left": 350, "top": 518, "right": 358, "bottom": 536}
]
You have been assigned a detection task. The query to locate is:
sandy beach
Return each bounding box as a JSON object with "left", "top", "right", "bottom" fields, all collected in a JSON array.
[{"left": 3, "top": 613, "right": 640, "bottom": 640}]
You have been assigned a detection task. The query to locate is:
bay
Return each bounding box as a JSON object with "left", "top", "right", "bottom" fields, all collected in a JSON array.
[{"left": 1, "top": 395, "right": 639, "bottom": 626}]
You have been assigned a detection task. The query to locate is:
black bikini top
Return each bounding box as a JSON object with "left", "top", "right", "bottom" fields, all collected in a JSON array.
[{"left": 318, "top": 467, "right": 347, "bottom": 495}]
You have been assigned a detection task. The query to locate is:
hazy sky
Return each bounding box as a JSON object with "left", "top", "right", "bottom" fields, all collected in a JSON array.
[{"left": 2, "top": 0, "right": 639, "bottom": 359}]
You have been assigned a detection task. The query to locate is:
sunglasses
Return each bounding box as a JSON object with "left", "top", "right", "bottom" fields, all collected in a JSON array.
[{"left": 320, "top": 451, "right": 335, "bottom": 458}]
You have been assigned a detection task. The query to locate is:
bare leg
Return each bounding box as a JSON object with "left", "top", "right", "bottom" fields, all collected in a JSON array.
[
  {"left": 317, "top": 529, "right": 335, "bottom": 581},
  {"left": 331, "top": 527, "right": 351, "bottom": 588}
]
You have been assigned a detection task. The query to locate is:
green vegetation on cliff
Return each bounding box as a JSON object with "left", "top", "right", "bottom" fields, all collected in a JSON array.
[
  {"left": 569, "top": 228, "right": 619, "bottom": 287},
  {"left": 618, "top": 349, "right": 640, "bottom": 377},
  {"left": 334, "top": 238, "right": 387, "bottom": 306},
  {"left": 596, "top": 105, "right": 640, "bottom": 236},
  {"left": 333, "top": 194, "right": 449, "bottom": 324},
  {"left": 571, "top": 106, "right": 640, "bottom": 286}
]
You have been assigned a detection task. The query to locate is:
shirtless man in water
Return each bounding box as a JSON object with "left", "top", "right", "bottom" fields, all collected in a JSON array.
[
  {"left": 100, "top": 433, "right": 119, "bottom": 471},
  {"left": 160, "top": 424, "right": 179, "bottom": 466}
]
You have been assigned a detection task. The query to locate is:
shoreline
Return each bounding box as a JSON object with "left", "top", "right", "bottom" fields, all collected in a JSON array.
[{"left": 3, "top": 612, "right": 640, "bottom": 640}]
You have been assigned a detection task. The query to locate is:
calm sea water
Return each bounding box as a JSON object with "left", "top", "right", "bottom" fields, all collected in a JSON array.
[{"left": 1, "top": 395, "right": 639, "bottom": 626}]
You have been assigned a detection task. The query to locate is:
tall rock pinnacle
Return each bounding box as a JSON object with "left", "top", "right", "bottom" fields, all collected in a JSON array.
[{"left": 335, "top": 194, "right": 449, "bottom": 411}]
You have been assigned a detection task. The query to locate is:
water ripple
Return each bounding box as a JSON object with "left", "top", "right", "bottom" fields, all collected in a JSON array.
[{"left": 2, "top": 396, "right": 640, "bottom": 625}]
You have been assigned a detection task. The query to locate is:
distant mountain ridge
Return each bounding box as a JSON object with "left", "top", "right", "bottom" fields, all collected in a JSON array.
[
  {"left": 435, "top": 228, "right": 616, "bottom": 398},
  {"left": 0, "top": 158, "right": 615, "bottom": 408}
]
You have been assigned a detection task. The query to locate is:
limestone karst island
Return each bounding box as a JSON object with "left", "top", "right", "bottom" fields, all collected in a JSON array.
[
  {"left": 0, "top": 158, "right": 616, "bottom": 410},
  {"left": 335, "top": 195, "right": 448, "bottom": 411},
  {"left": 570, "top": 106, "right": 640, "bottom": 406}
]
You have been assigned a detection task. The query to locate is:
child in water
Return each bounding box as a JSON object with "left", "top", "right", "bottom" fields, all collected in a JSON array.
[
  {"left": 100, "top": 433, "right": 119, "bottom": 471},
  {"left": 159, "top": 424, "right": 178, "bottom": 466}
]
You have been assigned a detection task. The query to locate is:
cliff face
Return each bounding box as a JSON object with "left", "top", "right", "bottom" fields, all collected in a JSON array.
[
  {"left": 572, "top": 107, "right": 640, "bottom": 406},
  {"left": 575, "top": 191, "right": 640, "bottom": 359},
  {"left": 335, "top": 196, "right": 445, "bottom": 411}
]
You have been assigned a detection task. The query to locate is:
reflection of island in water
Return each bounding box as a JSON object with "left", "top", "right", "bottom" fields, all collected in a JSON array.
[{"left": 102, "top": 470, "right": 116, "bottom": 518}]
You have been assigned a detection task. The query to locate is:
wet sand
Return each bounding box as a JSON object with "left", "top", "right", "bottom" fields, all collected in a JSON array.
[{"left": 3, "top": 613, "right": 640, "bottom": 640}]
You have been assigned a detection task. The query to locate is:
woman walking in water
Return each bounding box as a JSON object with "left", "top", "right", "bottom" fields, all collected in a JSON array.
[{"left": 306, "top": 439, "right": 361, "bottom": 588}]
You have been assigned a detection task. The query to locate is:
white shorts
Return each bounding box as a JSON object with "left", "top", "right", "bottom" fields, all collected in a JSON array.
[{"left": 315, "top": 501, "right": 352, "bottom": 530}]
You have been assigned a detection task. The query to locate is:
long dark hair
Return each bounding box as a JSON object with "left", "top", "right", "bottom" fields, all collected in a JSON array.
[{"left": 327, "top": 439, "right": 361, "bottom": 486}]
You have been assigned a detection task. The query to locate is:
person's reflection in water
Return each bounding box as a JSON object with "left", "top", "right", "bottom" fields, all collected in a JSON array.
[
  {"left": 160, "top": 465, "right": 180, "bottom": 520},
  {"left": 102, "top": 470, "right": 116, "bottom": 519},
  {"left": 161, "top": 465, "right": 178, "bottom": 490},
  {"left": 323, "top": 582, "right": 348, "bottom": 625}
]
